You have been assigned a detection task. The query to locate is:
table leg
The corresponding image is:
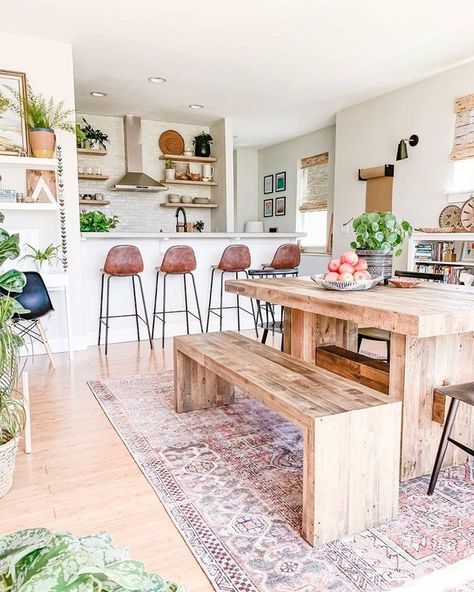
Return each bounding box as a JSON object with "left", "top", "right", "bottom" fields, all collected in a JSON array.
[{"left": 390, "top": 331, "right": 474, "bottom": 481}]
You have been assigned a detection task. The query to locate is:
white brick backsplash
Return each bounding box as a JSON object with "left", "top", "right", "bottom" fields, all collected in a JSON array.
[{"left": 78, "top": 113, "right": 212, "bottom": 232}]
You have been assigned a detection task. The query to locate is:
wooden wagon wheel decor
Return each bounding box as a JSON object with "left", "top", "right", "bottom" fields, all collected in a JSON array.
[
  {"left": 439, "top": 204, "right": 462, "bottom": 229},
  {"left": 460, "top": 196, "right": 474, "bottom": 231}
]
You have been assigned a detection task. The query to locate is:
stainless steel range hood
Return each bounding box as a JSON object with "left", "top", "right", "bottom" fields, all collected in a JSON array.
[{"left": 111, "top": 116, "right": 167, "bottom": 192}]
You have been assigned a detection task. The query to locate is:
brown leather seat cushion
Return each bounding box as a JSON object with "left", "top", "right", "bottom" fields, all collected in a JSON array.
[
  {"left": 103, "top": 245, "right": 144, "bottom": 276},
  {"left": 159, "top": 245, "right": 196, "bottom": 274},
  {"left": 264, "top": 244, "right": 301, "bottom": 270},
  {"left": 217, "top": 244, "right": 251, "bottom": 272}
]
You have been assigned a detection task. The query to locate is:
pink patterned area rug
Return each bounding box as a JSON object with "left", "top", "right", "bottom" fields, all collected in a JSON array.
[{"left": 88, "top": 371, "right": 474, "bottom": 592}]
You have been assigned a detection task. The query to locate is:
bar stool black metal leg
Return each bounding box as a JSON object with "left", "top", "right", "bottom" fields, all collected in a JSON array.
[
  {"left": 219, "top": 271, "right": 225, "bottom": 331},
  {"left": 152, "top": 271, "right": 159, "bottom": 339},
  {"left": 183, "top": 273, "right": 190, "bottom": 334},
  {"left": 190, "top": 272, "right": 203, "bottom": 332},
  {"left": 105, "top": 276, "right": 111, "bottom": 356},
  {"left": 98, "top": 273, "right": 105, "bottom": 345},
  {"left": 261, "top": 328, "right": 268, "bottom": 344},
  {"left": 131, "top": 275, "right": 140, "bottom": 341},
  {"left": 235, "top": 271, "right": 241, "bottom": 331},
  {"left": 428, "top": 398, "right": 460, "bottom": 495},
  {"left": 161, "top": 273, "right": 167, "bottom": 348},
  {"left": 205, "top": 268, "right": 215, "bottom": 332},
  {"left": 136, "top": 274, "right": 153, "bottom": 350},
  {"left": 244, "top": 270, "right": 258, "bottom": 337}
]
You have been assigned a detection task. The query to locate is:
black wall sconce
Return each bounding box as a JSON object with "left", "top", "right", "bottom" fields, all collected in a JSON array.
[{"left": 396, "top": 134, "right": 419, "bottom": 160}]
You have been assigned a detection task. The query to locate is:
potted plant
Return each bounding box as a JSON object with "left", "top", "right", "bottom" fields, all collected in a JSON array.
[
  {"left": 0, "top": 213, "right": 27, "bottom": 498},
  {"left": 164, "top": 159, "right": 175, "bottom": 181},
  {"left": 20, "top": 243, "right": 61, "bottom": 273},
  {"left": 80, "top": 210, "right": 119, "bottom": 232},
  {"left": 193, "top": 132, "right": 213, "bottom": 158},
  {"left": 81, "top": 118, "right": 110, "bottom": 151},
  {"left": 75, "top": 123, "right": 87, "bottom": 148},
  {"left": 0, "top": 528, "right": 185, "bottom": 591},
  {"left": 349, "top": 211, "right": 412, "bottom": 281}
]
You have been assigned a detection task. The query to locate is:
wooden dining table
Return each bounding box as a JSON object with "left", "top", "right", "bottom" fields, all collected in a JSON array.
[{"left": 225, "top": 277, "right": 474, "bottom": 481}]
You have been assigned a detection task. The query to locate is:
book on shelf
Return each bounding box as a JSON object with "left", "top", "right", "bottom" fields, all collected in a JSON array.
[{"left": 415, "top": 262, "right": 473, "bottom": 285}]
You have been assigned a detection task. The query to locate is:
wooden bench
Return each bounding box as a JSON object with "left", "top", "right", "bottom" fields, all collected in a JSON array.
[{"left": 174, "top": 331, "right": 402, "bottom": 546}]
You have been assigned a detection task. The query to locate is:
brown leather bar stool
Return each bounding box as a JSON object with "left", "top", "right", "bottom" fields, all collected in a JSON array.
[
  {"left": 248, "top": 244, "right": 301, "bottom": 347},
  {"left": 98, "top": 245, "right": 153, "bottom": 355},
  {"left": 152, "top": 245, "right": 203, "bottom": 348},
  {"left": 205, "top": 244, "right": 257, "bottom": 333},
  {"left": 427, "top": 382, "right": 474, "bottom": 495}
]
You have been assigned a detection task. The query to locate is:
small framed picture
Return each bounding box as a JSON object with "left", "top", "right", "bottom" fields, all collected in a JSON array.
[
  {"left": 263, "top": 198, "right": 273, "bottom": 217},
  {"left": 275, "top": 171, "right": 286, "bottom": 192},
  {"left": 461, "top": 240, "right": 474, "bottom": 262},
  {"left": 0, "top": 70, "right": 29, "bottom": 156},
  {"left": 275, "top": 196, "right": 286, "bottom": 216},
  {"left": 263, "top": 174, "right": 273, "bottom": 194}
]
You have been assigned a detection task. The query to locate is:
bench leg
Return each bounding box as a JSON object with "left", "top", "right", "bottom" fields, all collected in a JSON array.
[
  {"left": 174, "top": 349, "right": 235, "bottom": 413},
  {"left": 302, "top": 403, "right": 401, "bottom": 546}
]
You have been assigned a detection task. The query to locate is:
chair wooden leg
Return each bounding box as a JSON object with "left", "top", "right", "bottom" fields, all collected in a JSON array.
[
  {"left": 428, "top": 398, "right": 460, "bottom": 495},
  {"left": 37, "top": 320, "right": 55, "bottom": 369}
]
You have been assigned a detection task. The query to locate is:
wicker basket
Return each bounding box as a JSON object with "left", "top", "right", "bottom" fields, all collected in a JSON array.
[
  {"left": 311, "top": 274, "right": 384, "bottom": 291},
  {"left": 0, "top": 437, "right": 19, "bottom": 498}
]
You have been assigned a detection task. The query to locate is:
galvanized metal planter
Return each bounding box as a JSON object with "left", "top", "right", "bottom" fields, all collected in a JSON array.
[{"left": 356, "top": 249, "right": 393, "bottom": 282}]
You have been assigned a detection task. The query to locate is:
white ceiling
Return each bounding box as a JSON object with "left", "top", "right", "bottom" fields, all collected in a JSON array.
[{"left": 2, "top": 0, "right": 474, "bottom": 148}]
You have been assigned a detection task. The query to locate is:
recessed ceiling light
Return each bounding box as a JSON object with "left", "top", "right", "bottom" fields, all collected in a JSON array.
[
  {"left": 148, "top": 77, "right": 167, "bottom": 84},
  {"left": 189, "top": 104, "right": 204, "bottom": 110},
  {"left": 90, "top": 91, "right": 107, "bottom": 97}
]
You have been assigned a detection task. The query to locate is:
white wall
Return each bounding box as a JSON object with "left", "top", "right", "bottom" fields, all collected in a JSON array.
[
  {"left": 209, "top": 118, "right": 234, "bottom": 231},
  {"left": 0, "top": 33, "right": 82, "bottom": 350},
  {"left": 257, "top": 125, "right": 336, "bottom": 232},
  {"left": 333, "top": 59, "right": 474, "bottom": 255},
  {"left": 233, "top": 148, "right": 258, "bottom": 231}
]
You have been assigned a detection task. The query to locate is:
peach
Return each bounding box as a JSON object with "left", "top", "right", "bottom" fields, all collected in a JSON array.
[
  {"left": 340, "top": 250, "right": 359, "bottom": 266},
  {"left": 327, "top": 258, "right": 340, "bottom": 272},
  {"left": 338, "top": 262, "right": 355, "bottom": 275},
  {"left": 338, "top": 272, "right": 354, "bottom": 282},
  {"left": 354, "top": 257, "right": 368, "bottom": 271},
  {"left": 324, "top": 272, "right": 340, "bottom": 281},
  {"left": 354, "top": 270, "right": 371, "bottom": 281}
]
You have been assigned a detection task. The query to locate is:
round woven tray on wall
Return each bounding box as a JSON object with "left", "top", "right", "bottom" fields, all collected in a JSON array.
[{"left": 0, "top": 437, "right": 19, "bottom": 498}]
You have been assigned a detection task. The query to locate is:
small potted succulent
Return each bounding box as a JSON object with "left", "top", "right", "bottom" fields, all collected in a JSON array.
[
  {"left": 81, "top": 118, "right": 110, "bottom": 150},
  {"left": 20, "top": 243, "right": 61, "bottom": 273},
  {"left": 349, "top": 211, "right": 412, "bottom": 281},
  {"left": 193, "top": 132, "right": 213, "bottom": 158},
  {"left": 164, "top": 159, "right": 175, "bottom": 181}
]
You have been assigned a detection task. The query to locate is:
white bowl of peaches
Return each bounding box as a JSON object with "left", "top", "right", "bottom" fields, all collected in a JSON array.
[{"left": 311, "top": 251, "right": 383, "bottom": 291}]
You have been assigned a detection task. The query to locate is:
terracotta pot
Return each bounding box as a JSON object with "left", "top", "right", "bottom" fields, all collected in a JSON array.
[{"left": 29, "top": 128, "right": 56, "bottom": 158}]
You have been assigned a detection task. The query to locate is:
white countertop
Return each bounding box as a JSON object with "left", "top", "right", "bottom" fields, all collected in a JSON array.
[{"left": 81, "top": 232, "right": 306, "bottom": 239}]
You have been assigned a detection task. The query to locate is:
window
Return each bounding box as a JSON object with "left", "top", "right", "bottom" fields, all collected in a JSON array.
[{"left": 297, "top": 153, "right": 329, "bottom": 252}]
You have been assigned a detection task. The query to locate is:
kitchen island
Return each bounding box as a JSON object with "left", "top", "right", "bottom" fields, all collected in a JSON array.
[{"left": 81, "top": 232, "right": 304, "bottom": 345}]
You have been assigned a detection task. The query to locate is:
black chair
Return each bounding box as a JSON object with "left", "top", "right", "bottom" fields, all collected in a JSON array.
[
  {"left": 428, "top": 382, "right": 474, "bottom": 495},
  {"left": 358, "top": 269, "right": 444, "bottom": 361},
  {"left": 11, "top": 271, "right": 56, "bottom": 368}
]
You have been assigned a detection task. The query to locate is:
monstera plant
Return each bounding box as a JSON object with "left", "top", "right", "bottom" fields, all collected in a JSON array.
[
  {"left": 0, "top": 213, "right": 27, "bottom": 498},
  {"left": 0, "top": 528, "right": 185, "bottom": 591}
]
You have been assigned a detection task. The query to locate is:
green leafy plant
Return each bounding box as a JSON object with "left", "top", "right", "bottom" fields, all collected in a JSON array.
[
  {"left": 20, "top": 243, "right": 61, "bottom": 270},
  {"left": 0, "top": 528, "right": 185, "bottom": 591},
  {"left": 80, "top": 211, "right": 119, "bottom": 233},
  {"left": 0, "top": 213, "right": 27, "bottom": 445},
  {"left": 76, "top": 123, "right": 87, "bottom": 147},
  {"left": 165, "top": 159, "right": 175, "bottom": 169},
  {"left": 81, "top": 118, "right": 110, "bottom": 150},
  {"left": 194, "top": 220, "right": 204, "bottom": 233},
  {"left": 192, "top": 132, "right": 213, "bottom": 146},
  {"left": 349, "top": 211, "right": 412, "bottom": 256}
]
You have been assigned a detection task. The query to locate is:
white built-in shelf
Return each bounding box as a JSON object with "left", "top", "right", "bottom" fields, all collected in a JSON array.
[
  {"left": 415, "top": 259, "right": 474, "bottom": 266},
  {"left": 412, "top": 231, "right": 474, "bottom": 241},
  {"left": 160, "top": 202, "right": 217, "bottom": 209},
  {"left": 78, "top": 173, "right": 109, "bottom": 181},
  {"left": 0, "top": 155, "right": 57, "bottom": 167},
  {"left": 0, "top": 202, "right": 59, "bottom": 211},
  {"left": 79, "top": 199, "right": 110, "bottom": 206},
  {"left": 77, "top": 148, "right": 108, "bottom": 156},
  {"left": 160, "top": 154, "right": 216, "bottom": 163},
  {"left": 162, "top": 179, "right": 218, "bottom": 186}
]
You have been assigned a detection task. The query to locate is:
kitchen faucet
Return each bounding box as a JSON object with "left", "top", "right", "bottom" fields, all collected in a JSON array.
[{"left": 175, "top": 206, "right": 187, "bottom": 232}]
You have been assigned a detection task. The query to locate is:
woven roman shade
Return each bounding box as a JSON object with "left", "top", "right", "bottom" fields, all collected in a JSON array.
[
  {"left": 299, "top": 152, "right": 329, "bottom": 212},
  {"left": 451, "top": 94, "right": 474, "bottom": 160}
]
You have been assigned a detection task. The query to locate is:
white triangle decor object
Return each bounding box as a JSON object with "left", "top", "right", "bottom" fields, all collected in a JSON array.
[{"left": 30, "top": 176, "right": 56, "bottom": 204}]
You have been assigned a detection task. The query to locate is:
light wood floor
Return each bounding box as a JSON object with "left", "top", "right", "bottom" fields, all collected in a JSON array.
[{"left": 1, "top": 337, "right": 237, "bottom": 592}]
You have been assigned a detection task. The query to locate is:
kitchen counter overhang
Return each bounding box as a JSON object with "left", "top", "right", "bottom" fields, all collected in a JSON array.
[{"left": 81, "top": 232, "right": 306, "bottom": 239}]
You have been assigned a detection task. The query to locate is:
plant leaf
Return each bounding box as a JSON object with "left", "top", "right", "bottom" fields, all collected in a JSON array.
[{"left": 0, "top": 528, "right": 53, "bottom": 575}]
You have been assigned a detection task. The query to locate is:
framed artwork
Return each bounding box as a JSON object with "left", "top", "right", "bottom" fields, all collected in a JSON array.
[
  {"left": 26, "top": 169, "right": 57, "bottom": 203},
  {"left": 0, "top": 70, "right": 28, "bottom": 156},
  {"left": 461, "top": 240, "right": 474, "bottom": 262},
  {"left": 263, "top": 174, "right": 273, "bottom": 194},
  {"left": 275, "top": 171, "right": 286, "bottom": 192},
  {"left": 263, "top": 198, "right": 273, "bottom": 217},
  {"left": 275, "top": 196, "right": 286, "bottom": 216}
]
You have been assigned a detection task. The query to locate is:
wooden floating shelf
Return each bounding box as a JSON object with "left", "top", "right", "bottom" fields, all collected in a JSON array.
[
  {"left": 0, "top": 202, "right": 59, "bottom": 210},
  {"left": 160, "top": 154, "right": 216, "bottom": 163},
  {"left": 78, "top": 174, "right": 109, "bottom": 181},
  {"left": 161, "top": 179, "right": 217, "bottom": 186},
  {"left": 160, "top": 202, "right": 217, "bottom": 209},
  {"left": 0, "top": 155, "right": 57, "bottom": 167},
  {"left": 77, "top": 148, "right": 108, "bottom": 156},
  {"left": 79, "top": 199, "right": 111, "bottom": 206}
]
